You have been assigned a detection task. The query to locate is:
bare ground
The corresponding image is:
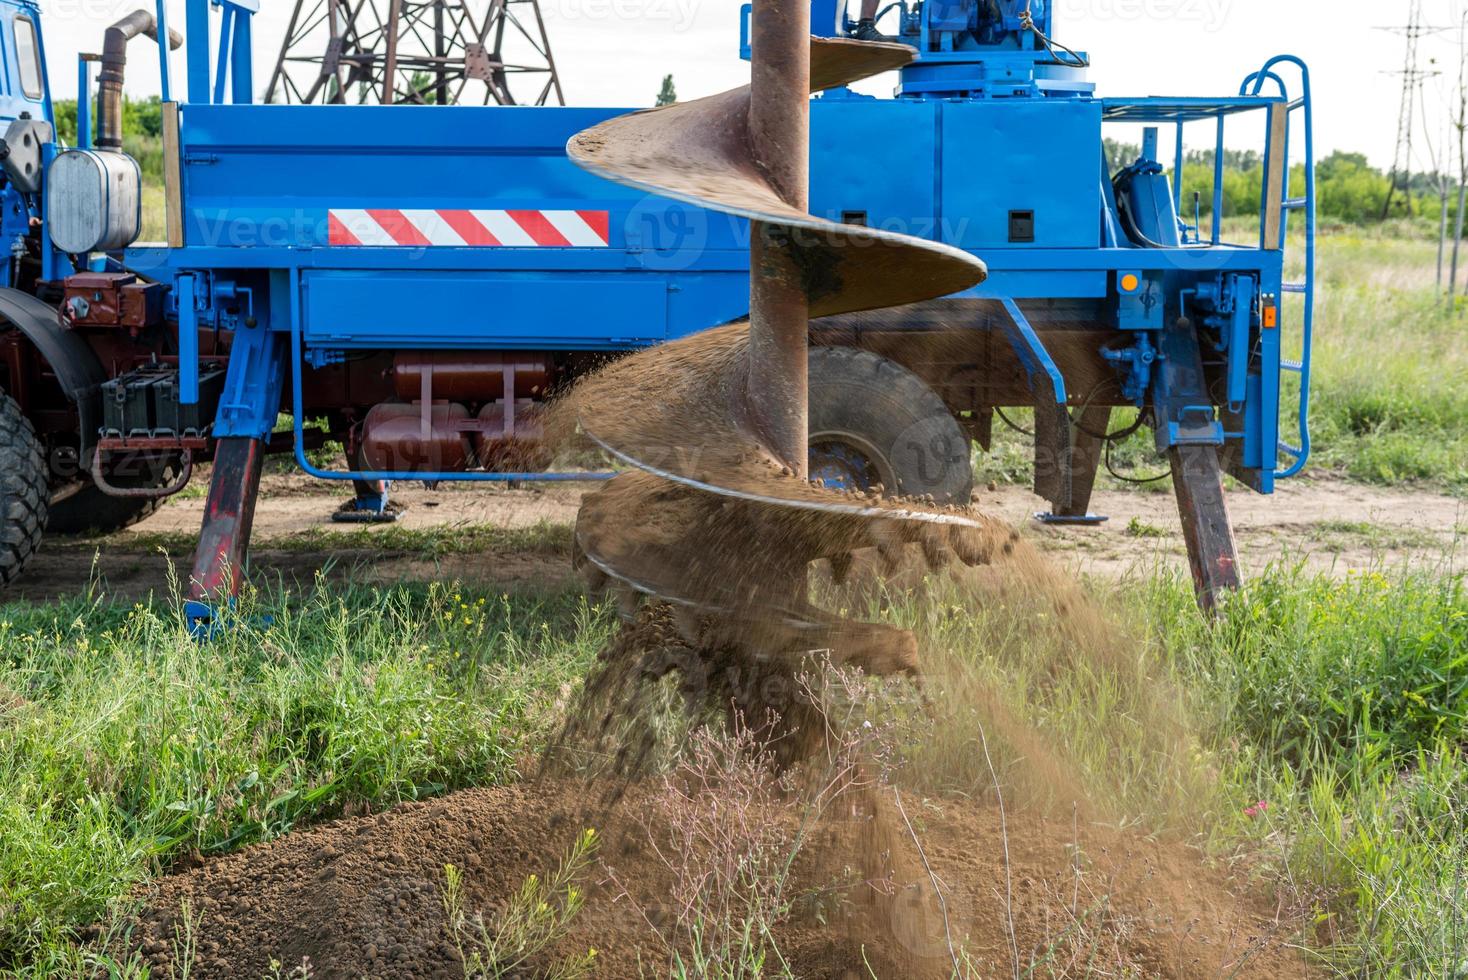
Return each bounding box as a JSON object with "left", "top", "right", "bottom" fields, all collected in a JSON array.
[{"left": 9, "top": 472, "right": 1461, "bottom": 604}]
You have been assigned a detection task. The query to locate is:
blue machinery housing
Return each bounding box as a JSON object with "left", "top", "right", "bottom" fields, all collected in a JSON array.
[
  {"left": 108, "top": 0, "right": 1313, "bottom": 489},
  {"left": 2, "top": 0, "right": 1315, "bottom": 616}
]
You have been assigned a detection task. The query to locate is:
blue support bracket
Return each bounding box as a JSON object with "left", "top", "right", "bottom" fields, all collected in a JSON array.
[
  {"left": 177, "top": 273, "right": 200, "bottom": 404},
  {"left": 215, "top": 314, "right": 287, "bottom": 440},
  {"left": 211, "top": 3, "right": 234, "bottom": 104},
  {"left": 186, "top": 0, "right": 210, "bottom": 104},
  {"left": 997, "top": 297, "right": 1067, "bottom": 408},
  {"left": 76, "top": 57, "right": 96, "bottom": 148},
  {"left": 187, "top": 0, "right": 258, "bottom": 106},
  {"left": 1152, "top": 320, "right": 1224, "bottom": 452},
  {"left": 1224, "top": 275, "right": 1255, "bottom": 412},
  {"left": 230, "top": 6, "right": 253, "bottom": 103},
  {"left": 155, "top": 0, "right": 173, "bottom": 102},
  {"left": 996, "top": 300, "right": 1107, "bottom": 526}
]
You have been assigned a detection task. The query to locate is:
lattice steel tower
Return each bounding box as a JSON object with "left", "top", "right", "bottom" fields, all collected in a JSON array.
[
  {"left": 266, "top": 0, "right": 564, "bottom": 107},
  {"left": 1380, "top": 0, "right": 1440, "bottom": 218}
]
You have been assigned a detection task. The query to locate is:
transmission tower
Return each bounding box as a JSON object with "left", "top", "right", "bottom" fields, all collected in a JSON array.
[
  {"left": 265, "top": 0, "right": 565, "bottom": 107},
  {"left": 1380, "top": 1, "right": 1446, "bottom": 218}
]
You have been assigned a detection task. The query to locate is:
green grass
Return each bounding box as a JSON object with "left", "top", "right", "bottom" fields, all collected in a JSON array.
[
  {"left": 1152, "top": 568, "right": 1468, "bottom": 975},
  {"left": 2, "top": 548, "right": 1466, "bottom": 975},
  {"left": 845, "top": 559, "right": 1468, "bottom": 976},
  {"left": 1283, "top": 231, "right": 1468, "bottom": 493},
  {"left": 0, "top": 575, "right": 611, "bottom": 971}
]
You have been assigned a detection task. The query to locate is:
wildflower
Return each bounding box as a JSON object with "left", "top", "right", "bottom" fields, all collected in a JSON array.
[{"left": 1244, "top": 800, "right": 1269, "bottom": 818}]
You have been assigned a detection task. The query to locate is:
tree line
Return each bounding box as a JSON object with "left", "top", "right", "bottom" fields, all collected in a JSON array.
[{"left": 1106, "top": 139, "right": 1451, "bottom": 228}]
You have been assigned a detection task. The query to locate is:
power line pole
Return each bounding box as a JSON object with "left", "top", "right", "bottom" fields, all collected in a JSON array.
[
  {"left": 1379, "top": 1, "right": 1448, "bottom": 219},
  {"left": 265, "top": 0, "right": 565, "bottom": 107}
]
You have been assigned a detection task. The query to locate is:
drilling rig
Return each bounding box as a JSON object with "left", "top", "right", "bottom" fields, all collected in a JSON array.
[{"left": 0, "top": 0, "right": 1312, "bottom": 626}]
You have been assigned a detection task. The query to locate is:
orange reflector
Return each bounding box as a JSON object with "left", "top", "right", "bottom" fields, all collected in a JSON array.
[
  {"left": 1263, "top": 305, "right": 1278, "bottom": 329},
  {"left": 1120, "top": 273, "right": 1140, "bottom": 292}
]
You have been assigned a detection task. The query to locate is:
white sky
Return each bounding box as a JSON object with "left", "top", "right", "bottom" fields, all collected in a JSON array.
[{"left": 34, "top": 0, "right": 1468, "bottom": 170}]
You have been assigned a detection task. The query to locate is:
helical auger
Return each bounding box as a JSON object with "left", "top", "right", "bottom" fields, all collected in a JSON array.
[{"left": 561, "top": 1, "right": 1011, "bottom": 675}]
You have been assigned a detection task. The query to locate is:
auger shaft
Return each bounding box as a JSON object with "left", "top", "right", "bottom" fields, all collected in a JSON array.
[{"left": 746, "top": 0, "right": 811, "bottom": 476}]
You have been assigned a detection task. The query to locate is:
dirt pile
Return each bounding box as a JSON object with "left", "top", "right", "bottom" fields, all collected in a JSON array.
[{"left": 126, "top": 778, "right": 1305, "bottom": 979}]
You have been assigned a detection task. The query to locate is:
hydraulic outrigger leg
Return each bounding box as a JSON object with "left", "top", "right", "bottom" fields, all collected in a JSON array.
[
  {"left": 185, "top": 436, "right": 266, "bottom": 634},
  {"left": 1170, "top": 444, "right": 1241, "bottom": 612}
]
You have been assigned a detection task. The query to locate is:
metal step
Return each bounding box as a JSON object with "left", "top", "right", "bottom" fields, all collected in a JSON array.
[
  {"left": 1282, "top": 359, "right": 1303, "bottom": 372},
  {"left": 1283, "top": 197, "right": 1308, "bottom": 210},
  {"left": 1282, "top": 282, "right": 1307, "bottom": 293}
]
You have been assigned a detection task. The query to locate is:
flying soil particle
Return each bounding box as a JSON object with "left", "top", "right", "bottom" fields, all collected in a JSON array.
[{"left": 123, "top": 322, "right": 1307, "bottom": 978}]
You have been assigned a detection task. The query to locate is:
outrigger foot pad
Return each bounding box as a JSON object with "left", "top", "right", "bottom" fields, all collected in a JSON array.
[
  {"left": 331, "top": 498, "right": 404, "bottom": 524},
  {"left": 1034, "top": 512, "right": 1110, "bottom": 526}
]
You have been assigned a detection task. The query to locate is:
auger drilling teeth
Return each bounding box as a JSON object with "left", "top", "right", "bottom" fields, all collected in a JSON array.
[
  {"left": 919, "top": 525, "right": 953, "bottom": 572},
  {"left": 563, "top": 1, "right": 989, "bottom": 676}
]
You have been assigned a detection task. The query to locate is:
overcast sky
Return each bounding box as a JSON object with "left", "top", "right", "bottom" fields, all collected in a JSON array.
[{"left": 35, "top": 0, "right": 1468, "bottom": 170}]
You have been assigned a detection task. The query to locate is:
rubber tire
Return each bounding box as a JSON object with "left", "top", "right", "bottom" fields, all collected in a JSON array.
[
  {"left": 46, "top": 456, "right": 179, "bottom": 535},
  {"left": 0, "top": 392, "right": 47, "bottom": 586},
  {"left": 809, "top": 346, "right": 974, "bottom": 503},
  {"left": 45, "top": 486, "right": 166, "bottom": 536}
]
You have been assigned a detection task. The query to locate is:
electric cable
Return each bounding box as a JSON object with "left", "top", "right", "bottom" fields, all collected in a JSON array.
[
  {"left": 1020, "top": 0, "right": 1088, "bottom": 68},
  {"left": 993, "top": 405, "right": 1033, "bottom": 437},
  {"left": 994, "top": 378, "right": 1174, "bottom": 485},
  {"left": 1112, "top": 168, "right": 1216, "bottom": 250},
  {"left": 1105, "top": 436, "right": 1173, "bottom": 485}
]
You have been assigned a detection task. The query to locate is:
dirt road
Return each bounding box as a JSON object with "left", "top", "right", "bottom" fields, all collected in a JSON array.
[{"left": 7, "top": 472, "right": 1461, "bottom": 604}]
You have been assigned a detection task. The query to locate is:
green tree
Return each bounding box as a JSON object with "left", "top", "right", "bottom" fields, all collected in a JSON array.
[
  {"left": 50, "top": 94, "right": 162, "bottom": 145},
  {"left": 655, "top": 74, "right": 676, "bottom": 107}
]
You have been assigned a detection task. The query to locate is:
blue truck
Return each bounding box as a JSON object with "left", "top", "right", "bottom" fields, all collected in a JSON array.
[{"left": 0, "top": 0, "right": 1312, "bottom": 622}]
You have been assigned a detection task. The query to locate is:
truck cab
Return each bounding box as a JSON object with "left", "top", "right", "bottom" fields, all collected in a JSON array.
[
  {"left": 0, "top": 1, "right": 52, "bottom": 281},
  {"left": 0, "top": 2, "right": 49, "bottom": 127}
]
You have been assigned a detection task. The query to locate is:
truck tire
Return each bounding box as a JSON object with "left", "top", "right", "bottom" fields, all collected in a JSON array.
[
  {"left": 46, "top": 456, "right": 178, "bottom": 535},
  {"left": 808, "top": 346, "right": 974, "bottom": 503},
  {"left": 0, "top": 392, "right": 47, "bottom": 586}
]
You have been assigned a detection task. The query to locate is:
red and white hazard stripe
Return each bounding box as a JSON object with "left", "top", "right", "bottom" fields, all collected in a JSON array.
[{"left": 327, "top": 209, "right": 611, "bottom": 247}]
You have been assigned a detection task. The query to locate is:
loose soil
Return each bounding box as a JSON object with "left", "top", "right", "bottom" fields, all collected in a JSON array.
[
  {"left": 127, "top": 778, "right": 1306, "bottom": 979},
  {"left": 120, "top": 328, "right": 1313, "bottom": 978}
]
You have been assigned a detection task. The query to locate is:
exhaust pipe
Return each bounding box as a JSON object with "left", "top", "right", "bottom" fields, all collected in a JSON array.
[{"left": 96, "top": 10, "right": 183, "bottom": 152}]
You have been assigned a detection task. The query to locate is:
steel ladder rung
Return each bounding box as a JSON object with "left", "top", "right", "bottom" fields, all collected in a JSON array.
[
  {"left": 1278, "top": 440, "right": 1303, "bottom": 457},
  {"left": 1282, "top": 282, "right": 1307, "bottom": 293},
  {"left": 1282, "top": 358, "right": 1303, "bottom": 372},
  {"left": 1283, "top": 197, "right": 1308, "bottom": 210}
]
